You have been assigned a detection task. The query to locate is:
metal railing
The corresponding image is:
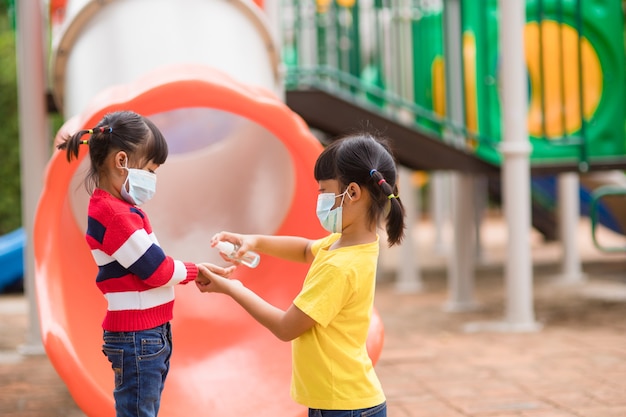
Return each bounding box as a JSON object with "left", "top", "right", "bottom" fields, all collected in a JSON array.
[{"left": 280, "top": 0, "right": 620, "bottom": 169}]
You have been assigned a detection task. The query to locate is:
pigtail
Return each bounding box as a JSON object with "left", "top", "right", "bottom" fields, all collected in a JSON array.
[
  {"left": 369, "top": 169, "right": 406, "bottom": 246},
  {"left": 57, "top": 129, "right": 92, "bottom": 162},
  {"left": 57, "top": 126, "right": 114, "bottom": 161},
  {"left": 386, "top": 187, "right": 406, "bottom": 246}
]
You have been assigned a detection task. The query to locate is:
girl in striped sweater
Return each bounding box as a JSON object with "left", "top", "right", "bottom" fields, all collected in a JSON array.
[{"left": 57, "top": 110, "right": 233, "bottom": 417}]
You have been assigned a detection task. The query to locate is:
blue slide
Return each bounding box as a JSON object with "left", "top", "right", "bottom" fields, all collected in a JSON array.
[
  {"left": 0, "top": 228, "right": 25, "bottom": 292},
  {"left": 531, "top": 173, "right": 626, "bottom": 235}
]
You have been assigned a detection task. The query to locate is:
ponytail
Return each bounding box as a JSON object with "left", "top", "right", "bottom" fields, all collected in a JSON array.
[
  {"left": 57, "top": 129, "right": 92, "bottom": 162},
  {"left": 369, "top": 168, "right": 406, "bottom": 246}
]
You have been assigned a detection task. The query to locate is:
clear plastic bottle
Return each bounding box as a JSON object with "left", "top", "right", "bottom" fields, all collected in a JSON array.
[{"left": 214, "top": 241, "right": 260, "bottom": 268}]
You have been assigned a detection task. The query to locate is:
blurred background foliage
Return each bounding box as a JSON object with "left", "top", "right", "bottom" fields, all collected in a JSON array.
[
  {"left": 0, "top": 1, "right": 62, "bottom": 235},
  {"left": 0, "top": 1, "right": 21, "bottom": 235}
]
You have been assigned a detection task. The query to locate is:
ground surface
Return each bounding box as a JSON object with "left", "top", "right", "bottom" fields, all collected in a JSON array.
[{"left": 1, "top": 216, "right": 625, "bottom": 417}]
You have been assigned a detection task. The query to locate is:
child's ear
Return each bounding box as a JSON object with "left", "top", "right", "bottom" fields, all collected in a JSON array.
[
  {"left": 348, "top": 182, "right": 361, "bottom": 200},
  {"left": 114, "top": 151, "right": 128, "bottom": 169}
]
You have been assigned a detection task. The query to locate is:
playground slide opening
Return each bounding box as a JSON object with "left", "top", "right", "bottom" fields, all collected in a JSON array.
[{"left": 36, "top": 3, "right": 384, "bottom": 415}]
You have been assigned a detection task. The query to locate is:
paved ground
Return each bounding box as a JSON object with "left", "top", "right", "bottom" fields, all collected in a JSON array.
[{"left": 1, "top": 216, "right": 625, "bottom": 417}]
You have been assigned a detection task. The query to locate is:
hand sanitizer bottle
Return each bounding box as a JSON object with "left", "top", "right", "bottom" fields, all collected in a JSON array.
[{"left": 214, "top": 241, "right": 260, "bottom": 268}]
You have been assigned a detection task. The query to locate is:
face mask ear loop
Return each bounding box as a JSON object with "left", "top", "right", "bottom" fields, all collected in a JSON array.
[
  {"left": 339, "top": 189, "right": 351, "bottom": 207},
  {"left": 120, "top": 156, "right": 131, "bottom": 195},
  {"left": 346, "top": 185, "right": 355, "bottom": 201}
]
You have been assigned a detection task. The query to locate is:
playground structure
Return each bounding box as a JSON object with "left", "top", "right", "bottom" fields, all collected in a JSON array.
[
  {"left": 2, "top": 0, "right": 625, "bottom": 416},
  {"left": 283, "top": 0, "right": 625, "bottom": 170}
]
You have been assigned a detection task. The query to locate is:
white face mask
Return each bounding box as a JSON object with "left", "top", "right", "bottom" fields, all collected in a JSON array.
[
  {"left": 316, "top": 189, "right": 351, "bottom": 233},
  {"left": 120, "top": 161, "right": 156, "bottom": 206}
]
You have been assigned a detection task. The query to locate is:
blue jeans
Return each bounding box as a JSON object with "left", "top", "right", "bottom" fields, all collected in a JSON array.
[
  {"left": 309, "top": 402, "right": 387, "bottom": 417},
  {"left": 102, "top": 322, "right": 172, "bottom": 417}
]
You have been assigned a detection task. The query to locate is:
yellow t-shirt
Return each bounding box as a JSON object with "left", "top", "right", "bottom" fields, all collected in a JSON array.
[{"left": 291, "top": 233, "right": 385, "bottom": 410}]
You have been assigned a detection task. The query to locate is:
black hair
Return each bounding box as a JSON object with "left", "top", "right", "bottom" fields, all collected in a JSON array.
[
  {"left": 314, "top": 133, "right": 406, "bottom": 246},
  {"left": 57, "top": 110, "right": 168, "bottom": 193}
]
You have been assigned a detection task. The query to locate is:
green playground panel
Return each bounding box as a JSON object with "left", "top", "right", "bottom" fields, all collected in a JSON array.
[{"left": 410, "top": 0, "right": 625, "bottom": 167}]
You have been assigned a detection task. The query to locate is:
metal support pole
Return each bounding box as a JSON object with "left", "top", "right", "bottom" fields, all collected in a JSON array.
[
  {"left": 263, "top": 0, "right": 285, "bottom": 101},
  {"left": 557, "top": 172, "right": 586, "bottom": 283},
  {"left": 395, "top": 166, "right": 422, "bottom": 293},
  {"left": 430, "top": 171, "right": 449, "bottom": 254},
  {"left": 16, "top": 0, "right": 49, "bottom": 354},
  {"left": 499, "top": 0, "right": 539, "bottom": 331},
  {"left": 474, "top": 175, "right": 487, "bottom": 264},
  {"left": 467, "top": 0, "right": 540, "bottom": 332},
  {"left": 446, "top": 175, "right": 479, "bottom": 310},
  {"left": 298, "top": 1, "right": 317, "bottom": 70},
  {"left": 388, "top": 0, "right": 421, "bottom": 292},
  {"left": 388, "top": 0, "right": 403, "bottom": 96},
  {"left": 444, "top": 174, "right": 478, "bottom": 312},
  {"left": 442, "top": 0, "right": 478, "bottom": 312}
]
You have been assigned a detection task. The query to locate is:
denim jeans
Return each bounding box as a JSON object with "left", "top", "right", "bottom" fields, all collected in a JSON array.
[
  {"left": 309, "top": 402, "right": 387, "bottom": 417},
  {"left": 102, "top": 322, "right": 172, "bottom": 417}
]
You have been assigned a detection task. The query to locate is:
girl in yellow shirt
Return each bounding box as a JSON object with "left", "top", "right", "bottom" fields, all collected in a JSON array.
[{"left": 197, "top": 133, "right": 406, "bottom": 416}]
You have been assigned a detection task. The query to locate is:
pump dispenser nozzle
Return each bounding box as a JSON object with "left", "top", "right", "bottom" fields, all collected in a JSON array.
[{"left": 214, "top": 241, "right": 260, "bottom": 268}]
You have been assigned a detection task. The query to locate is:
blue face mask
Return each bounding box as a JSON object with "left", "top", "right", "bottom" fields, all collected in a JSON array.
[
  {"left": 316, "top": 189, "right": 351, "bottom": 233},
  {"left": 120, "top": 162, "right": 156, "bottom": 206}
]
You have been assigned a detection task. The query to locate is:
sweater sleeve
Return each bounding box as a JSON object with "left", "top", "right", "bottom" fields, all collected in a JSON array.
[
  {"left": 97, "top": 210, "right": 198, "bottom": 288},
  {"left": 180, "top": 262, "right": 198, "bottom": 284}
]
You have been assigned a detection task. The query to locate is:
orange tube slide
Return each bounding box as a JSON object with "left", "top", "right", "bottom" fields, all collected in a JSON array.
[{"left": 34, "top": 65, "right": 384, "bottom": 417}]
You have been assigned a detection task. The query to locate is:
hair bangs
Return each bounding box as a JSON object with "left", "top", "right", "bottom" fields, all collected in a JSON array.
[
  {"left": 143, "top": 117, "right": 169, "bottom": 165},
  {"left": 314, "top": 143, "right": 339, "bottom": 181}
]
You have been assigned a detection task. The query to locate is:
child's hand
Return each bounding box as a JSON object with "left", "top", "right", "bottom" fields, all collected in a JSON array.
[
  {"left": 195, "top": 263, "right": 235, "bottom": 289},
  {"left": 201, "top": 262, "right": 236, "bottom": 278},
  {"left": 195, "top": 263, "right": 240, "bottom": 294},
  {"left": 210, "top": 231, "right": 255, "bottom": 260}
]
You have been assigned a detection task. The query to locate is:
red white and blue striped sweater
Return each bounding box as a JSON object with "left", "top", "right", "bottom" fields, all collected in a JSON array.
[{"left": 86, "top": 189, "right": 198, "bottom": 332}]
